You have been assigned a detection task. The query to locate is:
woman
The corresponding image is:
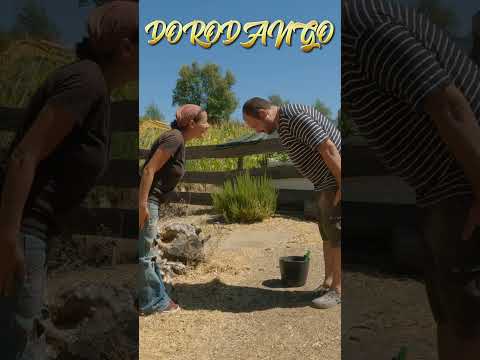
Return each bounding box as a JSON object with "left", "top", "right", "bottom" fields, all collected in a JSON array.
[
  {"left": 138, "top": 104, "right": 209, "bottom": 315},
  {"left": 0, "top": 2, "right": 138, "bottom": 358}
]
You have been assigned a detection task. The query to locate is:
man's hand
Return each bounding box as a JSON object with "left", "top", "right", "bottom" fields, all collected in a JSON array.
[
  {"left": 139, "top": 204, "right": 149, "bottom": 231},
  {"left": 463, "top": 198, "right": 480, "bottom": 241},
  {"left": 0, "top": 228, "right": 24, "bottom": 296},
  {"left": 334, "top": 188, "right": 341, "bottom": 207}
]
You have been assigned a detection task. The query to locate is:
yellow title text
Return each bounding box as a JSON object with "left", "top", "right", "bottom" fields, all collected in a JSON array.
[{"left": 144, "top": 19, "right": 335, "bottom": 53}]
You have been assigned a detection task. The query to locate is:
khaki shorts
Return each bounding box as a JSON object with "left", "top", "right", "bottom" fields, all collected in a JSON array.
[
  {"left": 418, "top": 195, "right": 480, "bottom": 339},
  {"left": 316, "top": 190, "right": 341, "bottom": 248}
]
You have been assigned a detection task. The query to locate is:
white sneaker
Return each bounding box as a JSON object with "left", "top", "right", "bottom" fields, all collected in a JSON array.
[{"left": 312, "top": 290, "right": 341, "bottom": 309}]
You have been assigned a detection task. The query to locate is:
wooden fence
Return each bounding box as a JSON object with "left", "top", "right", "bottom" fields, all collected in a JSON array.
[
  {"left": 0, "top": 101, "right": 138, "bottom": 263},
  {"left": 139, "top": 137, "right": 317, "bottom": 214}
]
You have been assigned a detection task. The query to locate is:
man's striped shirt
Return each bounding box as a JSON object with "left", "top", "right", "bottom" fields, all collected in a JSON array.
[
  {"left": 342, "top": 0, "right": 480, "bottom": 207},
  {"left": 278, "top": 104, "right": 341, "bottom": 192}
]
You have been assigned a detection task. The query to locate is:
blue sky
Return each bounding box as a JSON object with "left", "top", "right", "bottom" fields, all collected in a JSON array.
[
  {"left": 140, "top": 0, "right": 341, "bottom": 121},
  {"left": 2, "top": 0, "right": 478, "bottom": 122}
]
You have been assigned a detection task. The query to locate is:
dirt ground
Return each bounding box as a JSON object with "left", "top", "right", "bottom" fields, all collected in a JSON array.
[
  {"left": 47, "top": 205, "right": 437, "bottom": 360},
  {"left": 140, "top": 206, "right": 340, "bottom": 360},
  {"left": 342, "top": 269, "right": 437, "bottom": 360}
]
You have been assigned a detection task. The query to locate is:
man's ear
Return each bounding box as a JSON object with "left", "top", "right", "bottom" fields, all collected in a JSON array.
[{"left": 258, "top": 109, "right": 268, "bottom": 120}]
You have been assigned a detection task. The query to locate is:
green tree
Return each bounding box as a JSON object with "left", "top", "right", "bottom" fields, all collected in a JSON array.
[
  {"left": 418, "top": 0, "right": 457, "bottom": 32},
  {"left": 172, "top": 62, "right": 238, "bottom": 124},
  {"left": 268, "top": 94, "right": 289, "bottom": 106},
  {"left": 13, "top": 0, "right": 60, "bottom": 41},
  {"left": 143, "top": 102, "right": 164, "bottom": 121},
  {"left": 313, "top": 99, "right": 333, "bottom": 119}
]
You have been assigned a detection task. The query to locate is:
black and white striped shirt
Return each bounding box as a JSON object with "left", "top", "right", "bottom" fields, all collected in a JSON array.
[
  {"left": 278, "top": 104, "right": 341, "bottom": 191},
  {"left": 342, "top": 0, "right": 480, "bottom": 207}
]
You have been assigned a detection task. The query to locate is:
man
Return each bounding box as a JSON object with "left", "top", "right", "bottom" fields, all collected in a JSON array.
[
  {"left": 243, "top": 98, "right": 342, "bottom": 309},
  {"left": 343, "top": 0, "right": 480, "bottom": 359}
]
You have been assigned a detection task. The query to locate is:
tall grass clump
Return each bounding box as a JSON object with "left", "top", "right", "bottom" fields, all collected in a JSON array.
[{"left": 211, "top": 173, "right": 278, "bottom": 223}]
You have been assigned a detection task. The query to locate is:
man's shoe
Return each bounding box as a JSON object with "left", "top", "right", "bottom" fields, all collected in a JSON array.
[
  {"left": 312, "top": 290, "right": 341, "bottom": 309},
  {"left": 313, "top": 284, "right": 330, "bottom": 296}
]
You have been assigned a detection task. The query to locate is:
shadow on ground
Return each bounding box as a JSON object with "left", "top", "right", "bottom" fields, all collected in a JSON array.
[{"left": 171, "top": 278, "right": 316, "bottom": 313}]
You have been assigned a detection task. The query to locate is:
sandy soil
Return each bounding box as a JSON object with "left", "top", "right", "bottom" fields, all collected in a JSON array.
[
  {"left": 46, "top": 205, "right": 437, "bottom": 360},
  {"left": 343, "top": 268, "right": 436, "bottom": 360},
  {"left": 139, "top": 207, "right": 341, "bottom": 360}
]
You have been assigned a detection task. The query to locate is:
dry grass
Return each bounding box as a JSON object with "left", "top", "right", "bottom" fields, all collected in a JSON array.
[{"left": 140, "top": 207, "right": 341, "bottom": 360}]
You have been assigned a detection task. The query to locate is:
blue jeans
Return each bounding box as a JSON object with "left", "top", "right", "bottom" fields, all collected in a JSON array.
[
  {"left": 138, "top": 200, "right": 172, "bottom": 314},
  {"left": 0, "top": 233, "right": 48, "bottom": 360}
]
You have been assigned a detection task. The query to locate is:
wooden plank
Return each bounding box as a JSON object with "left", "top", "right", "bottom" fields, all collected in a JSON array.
[
  {"left": 342, "top": 201, "right": 416, "bottom": 252},
  {"left": 139, "top": 138, "right": 283, "bottom": 160},
  {"left": 170, "top": 189, "right": 312, "bottom": 209},
  {"left": 110, "top": 101, "right": 139, "bottom": 132},
  {"left": 342, "top": 142, "right": 388, "bottom": 177},
  {"left": 97, "top": 159, "right": 139, "bottom": 187},
  {"left": 304, "top": 199, "right": 318, "bottom": 220},
  {"left": 0, "top": 101, "right": 138, "bottom": 132},
  {"left": 276, "top": 189, "right": 313, "bottom": 210},
  {"left": 182, "top": 165, "right": 302, "bottom": 184}
]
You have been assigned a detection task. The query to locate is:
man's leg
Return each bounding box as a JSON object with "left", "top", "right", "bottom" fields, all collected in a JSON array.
[
  {"left": 312, "top": 191, "right": 341, "bottom": 308},
  {"left": 322, "top": 238, "right": 333, "bottom": 288},
  {"left": 331, "top": 243, "right": 342, "bottom": 294},
  {"left": 421, "top": 196, "right": 480, "bottom": 360}
]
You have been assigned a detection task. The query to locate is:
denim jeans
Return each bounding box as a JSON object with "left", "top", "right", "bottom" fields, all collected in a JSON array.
[
  {"left": 138, "top": 200, "right": 172, "bottom": 314},
  {"left": 0, "top": 233, "right": 48, "bottom": 360}
]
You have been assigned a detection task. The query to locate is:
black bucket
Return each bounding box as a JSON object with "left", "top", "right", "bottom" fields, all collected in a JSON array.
[{"left": 279, "top": 256, "right": 310, "bottom": 287}]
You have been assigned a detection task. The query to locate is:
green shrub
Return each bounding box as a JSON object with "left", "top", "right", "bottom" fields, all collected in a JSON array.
[{"left": 211, "top": 173, "right": 278, "bottom": 223}]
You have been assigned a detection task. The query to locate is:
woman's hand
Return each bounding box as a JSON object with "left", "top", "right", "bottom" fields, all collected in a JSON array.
[
  {"left": 463, "top": 198, "right": 480, "bottom": 241},
  {"left": 139, "top": 203, "right": 150, "bottom": 231},
  {"left": 0, "top": 227, "right": 24, "bottom": 296}
]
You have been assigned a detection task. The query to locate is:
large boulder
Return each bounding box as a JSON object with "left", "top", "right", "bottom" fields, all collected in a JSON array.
[
  {"left": 158, "top": 223, "right": 209, "bottom": 264},
  {"left": 160, "top": 223, "right": 201, "bottom": 243}
]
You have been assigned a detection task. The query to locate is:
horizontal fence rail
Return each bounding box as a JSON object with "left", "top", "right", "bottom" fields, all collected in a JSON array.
[
  {"left": 182, "top": 165, "right": 302, "bottom": 184},
  {"left": 139, "top": 135, "right": 390, "bottom": 210},
  {"left": 139, "top": 137, "right": 284, "bottom": 160}
]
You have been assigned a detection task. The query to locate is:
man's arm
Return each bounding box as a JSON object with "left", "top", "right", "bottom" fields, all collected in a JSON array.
[
  {"left": 424, "top": 85, "right": 480, "bottom": 196},
  {"left": 318, "top": 139, "right": 342, "bottom": 205}
]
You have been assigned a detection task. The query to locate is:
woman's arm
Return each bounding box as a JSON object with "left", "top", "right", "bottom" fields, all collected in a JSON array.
[
  {"left": 0, "top": 104, "right": 77, "bottom": 293},
  {"left": 138, "top": 147, "right": 171, "bottom": 230}
]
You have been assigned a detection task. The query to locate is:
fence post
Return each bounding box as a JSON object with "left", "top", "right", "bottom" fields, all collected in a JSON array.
[{"left": 237, "top": 156, "right": 244, "bottom": 171}]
